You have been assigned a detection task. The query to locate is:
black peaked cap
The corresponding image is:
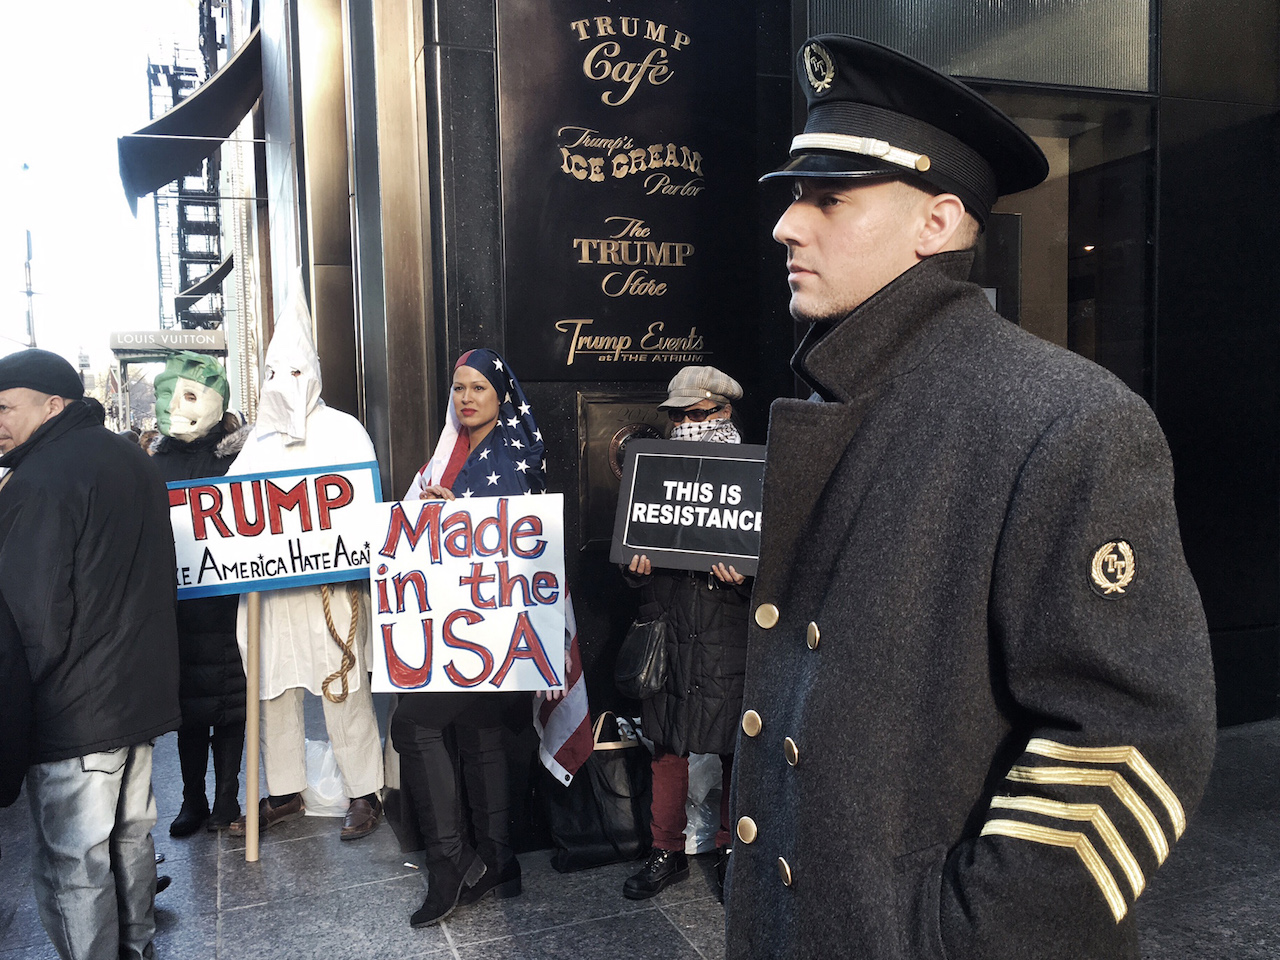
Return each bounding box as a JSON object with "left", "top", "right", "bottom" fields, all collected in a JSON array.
[{"left": 762, "top": 35, "right": 1049, "bottom": 225}]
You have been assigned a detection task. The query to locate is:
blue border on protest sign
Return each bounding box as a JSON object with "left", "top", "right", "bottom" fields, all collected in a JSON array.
[
  {"left": 166, "top": 460, "right": 383, "bottom": 491},
  {"left": 178, "top": 569, "right": 367, "bottom": 599},
  {"left": 168, "top": 460, "right": 383, "bottom": 599}
]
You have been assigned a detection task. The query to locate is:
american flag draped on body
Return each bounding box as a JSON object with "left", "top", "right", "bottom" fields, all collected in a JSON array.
[{"left": 406, "top": 348, "right": 592, "bottom": 784}]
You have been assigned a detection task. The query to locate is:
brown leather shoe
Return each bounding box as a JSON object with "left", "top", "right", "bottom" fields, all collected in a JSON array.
[
  {"left": 228, "top": 795, "right": 305, "bottom": 836},
  {"left": 340, "top": 795, "right": 382, "bottom": 841}
]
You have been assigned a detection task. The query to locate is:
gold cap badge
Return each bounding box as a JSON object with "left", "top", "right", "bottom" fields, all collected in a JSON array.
[
  {"left": 1090, "top": 540, "right": 1135, "bottom": 598},
  {"left": 802, "top": 42, "right": 834, "bottom": 94}
]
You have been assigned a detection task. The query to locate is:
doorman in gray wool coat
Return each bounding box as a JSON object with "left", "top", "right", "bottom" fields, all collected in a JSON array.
[{"left": 724, "top": 35, "right": 1217, "bottom": 960}]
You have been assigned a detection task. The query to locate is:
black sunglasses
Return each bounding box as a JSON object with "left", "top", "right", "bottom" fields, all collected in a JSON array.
[{"left": 668, "top": 405, "right": 724, "bottom": 424}]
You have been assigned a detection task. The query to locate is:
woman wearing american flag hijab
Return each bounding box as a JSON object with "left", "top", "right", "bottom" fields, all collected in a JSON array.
[
  {"left": 391, "top": 349, "right": 545, "bottom": 929},
  {"left": 404, "top": 348, "right": 545, "bottom": 500}
]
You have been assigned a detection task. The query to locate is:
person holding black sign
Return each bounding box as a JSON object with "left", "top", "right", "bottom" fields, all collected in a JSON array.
[
  {"left": 621, "top": 365, "right": 750, "bottom": 902},
  {"left": 725, "top": 34, "right": 1216, "bottom": 960},
  {"left": 393, "top": 348, "right": 546, "bottom": 928}
]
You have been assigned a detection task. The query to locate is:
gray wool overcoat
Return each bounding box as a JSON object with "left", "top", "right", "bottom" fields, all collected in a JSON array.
[{"left": 724, "top": 251, "right": 1217, "bottom": 960}]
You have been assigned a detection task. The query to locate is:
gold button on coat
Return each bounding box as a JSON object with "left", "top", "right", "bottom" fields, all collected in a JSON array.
[
  {"left": 736, "top": 816, "right": 758, "bottom": 844},
  {"left": 806, "top": 622, "right": 820, "bottom": 650},
  {"left": 777, "top": 857, "right": 793, "bottom": 886},
  {"left": 784, "top": 737, "right": 800, "bottom": 766},
  {"left": 755, "top": 603, "right": 780, "bottom": 629},
  {"left": 741, "top": 709, "right": 763, "bottom": 737}
]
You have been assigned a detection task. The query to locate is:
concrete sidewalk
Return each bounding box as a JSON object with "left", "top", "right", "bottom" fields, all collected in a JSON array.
[{"left": 2, "top": 715, "right": 1277, "bottom": 959}]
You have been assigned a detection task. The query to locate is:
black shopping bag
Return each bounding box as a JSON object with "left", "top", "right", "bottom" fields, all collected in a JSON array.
[{"left": 544, "top": 712, "right": 652, "bottom": 872}]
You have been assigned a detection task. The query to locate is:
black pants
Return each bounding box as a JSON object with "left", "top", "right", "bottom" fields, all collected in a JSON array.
[{"left": 390, "top": 692, "right": 520, "bottom": 871}]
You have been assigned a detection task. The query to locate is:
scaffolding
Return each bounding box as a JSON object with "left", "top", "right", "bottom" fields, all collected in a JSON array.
[{"left": 147, "top": 0, "right": 227, "bottom": 330}]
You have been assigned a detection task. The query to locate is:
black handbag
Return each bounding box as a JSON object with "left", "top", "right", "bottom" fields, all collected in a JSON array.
[
  {"left": 544, "top": 712, "right": 652, "bottom": 872},
  {"left": 614, "top": 614, "right": 671, "bottom": 700}
]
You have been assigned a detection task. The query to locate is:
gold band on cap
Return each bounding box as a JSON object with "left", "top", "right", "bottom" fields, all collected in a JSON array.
[{"left": 790, "top": 133, "right": 931, "bottom": 173}]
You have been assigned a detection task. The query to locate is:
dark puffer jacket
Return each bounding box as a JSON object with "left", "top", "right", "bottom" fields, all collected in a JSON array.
[
  {"left": 151, "top": 425, "right": 248, "bottom": 728},
  {"left": 0, "top": 399, "right": 180, "bottom": 763},
  {"left": 626, "top": 568, "right": 751, "bottom": 756}
]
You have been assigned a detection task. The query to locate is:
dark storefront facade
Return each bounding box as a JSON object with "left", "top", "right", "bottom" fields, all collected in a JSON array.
[{"left": 249, "top": 0, "right": 1277, "bottom": 734}]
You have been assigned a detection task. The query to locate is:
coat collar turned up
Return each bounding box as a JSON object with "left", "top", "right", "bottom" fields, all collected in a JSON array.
[
  {"left": 0, "top": 398, "right": 104, "bottom": 472},
  {"left": 792, "top": 250, "right": 985, "bottom": 404}
]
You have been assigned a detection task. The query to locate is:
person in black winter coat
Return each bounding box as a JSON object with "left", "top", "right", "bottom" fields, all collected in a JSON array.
[
  {"left": 726, "top": 36, "right": 1215, "bottom": 960},
  {"left": 0, "top": 349, "right": 180, "bottom": 960},
  {"left": 150, "top": 352, "right": 248, "bottom": 835},
  {"left": 621, "top": 366, "right": 751, "bottom": 903}
]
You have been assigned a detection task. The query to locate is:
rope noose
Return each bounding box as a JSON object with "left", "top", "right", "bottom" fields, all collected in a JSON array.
[{"left": 320, "top": 584, "right": 359, "bottom": 703}]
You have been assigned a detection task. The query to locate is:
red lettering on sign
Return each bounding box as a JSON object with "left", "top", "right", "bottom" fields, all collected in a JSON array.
[
  {"left": 491, "top": 611, "right": 559, "bottom": 687},
  {"left": 532, "top": 571, "right": 560, "bottom": 605},
  {"left": 510, "top": 515, "right": 547, "bottom": 558},
  {"left": 375, "top": 564, "right": 391, "bottom": 614},
  {"left": 230, "top": 480, "right": 265, "bottom": 535},
  {"left": 190, "top": 485, "right": 233, "bottom": 541},
  {"left": 473, "top": 498, "right": 509, "bottom": 556},
  {"left": 496, "top": 561, "right": 532, "bottom": 607},
  {"left": 459, "top": 562, "right": 496, "bottom": 609},
  {"left": 380, "top": 501, "right": 443, "bottom": 561},
  {"left": 169, "top": 488, "right": 188, "bottom": 509},
  {"left": 393, "top": 570, "right": 430, "bottom": 614},
  {"left": 315, "top": 474, "right": 354, "bottom": 530},
  {"left": 265, "top": 479, "right": 313, "bottom": 535},
  {"left": 442, "top": 609, "right": 492, "bottom": 687},
  {"left": 442, "top": 511, "right": 474, "bottom": 558},
  {"left": 382, "top": 621, "right": 432, "bottom": 687}
]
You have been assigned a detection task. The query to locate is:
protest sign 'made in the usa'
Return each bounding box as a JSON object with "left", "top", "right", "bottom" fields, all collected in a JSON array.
[
  {"left": 610, "top": 439, "right": 765, "bottom": 574},
  {"left": 370, "top": 494, "right": 567, "bottom": 694},
  {"left": 167, "top": 461, "right": 381, "bottom": 599}
]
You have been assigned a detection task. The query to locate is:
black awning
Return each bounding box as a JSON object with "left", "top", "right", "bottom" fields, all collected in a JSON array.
[
  {"left": 118, "top": 25, "right": 262, "bottom": 212},
  {"left": 175, "top": 253, "right": 235, "bottom": 311}
]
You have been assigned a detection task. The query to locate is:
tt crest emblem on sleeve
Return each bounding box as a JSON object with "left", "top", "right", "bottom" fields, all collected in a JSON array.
[
  {"left": 803, "top": 42, "right": 834, "bottom": 94},
  {"left": 1090, "top": 540, "right": 1135, "bottom": 598}
]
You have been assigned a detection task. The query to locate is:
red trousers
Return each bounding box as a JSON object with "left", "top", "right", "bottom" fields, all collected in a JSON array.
[{"left": 649, "top": 747, "right": 734, "bottom": 851}]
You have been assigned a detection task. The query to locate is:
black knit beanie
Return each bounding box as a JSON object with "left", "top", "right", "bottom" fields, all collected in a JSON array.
[{"left": 0, "top": 349, "right": 84, "bottom": 399}]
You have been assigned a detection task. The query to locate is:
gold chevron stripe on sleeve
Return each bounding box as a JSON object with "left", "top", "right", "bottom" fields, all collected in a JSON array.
[
  {"left": 1025, "top": 739, "right": 1186, "bottom": 839},
  {"left": 1006, "top": 765, "right": 1169, "bottom": 864},
  {"left": 981, "top": 819, "right": 1128, "bottom": 922},
  {"left": 989, "top": 795, "right": 1145, "bottom": 898}
]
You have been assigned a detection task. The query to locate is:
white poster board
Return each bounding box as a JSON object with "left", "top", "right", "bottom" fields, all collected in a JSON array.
[{"left": 370, "top": 494, "right": 567, "bottom": 694}]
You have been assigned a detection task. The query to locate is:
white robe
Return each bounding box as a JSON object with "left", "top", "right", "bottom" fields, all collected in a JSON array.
[{"left": 230, "top": 402, "right": 376, "bottom": 700}]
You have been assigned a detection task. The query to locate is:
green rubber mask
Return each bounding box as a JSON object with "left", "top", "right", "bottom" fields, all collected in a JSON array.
[{"left": 154, "top": 351, "right": 229, "bottom": 440}]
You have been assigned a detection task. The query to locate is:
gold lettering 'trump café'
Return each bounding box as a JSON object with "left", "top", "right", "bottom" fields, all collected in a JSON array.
[{"left": 501, "top": 2, "right": 755, "bottom": 383}]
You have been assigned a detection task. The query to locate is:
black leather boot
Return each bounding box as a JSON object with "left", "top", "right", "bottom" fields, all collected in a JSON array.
[
  {"left": 207, "top": 724, "right": 244, "bottom": 829},
  {"left": 410, "top": 850, "right": 486, "bottom": 928},
  {"left": 716, "top": 845, "right": 731, "bottom": 903},
  {"left": 170, "top": 725, "right": 210, "bottom": 837},
  {"left": 623, "top": 848, "right": 689, "bottom": 900},
  {"left": 458, "top": 856, "right": 522, "bottom": 906}
]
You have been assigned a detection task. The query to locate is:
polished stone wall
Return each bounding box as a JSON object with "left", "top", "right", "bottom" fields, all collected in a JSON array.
[{"left": 1156, "top": 1, "right": 1280, "bottom": 724}]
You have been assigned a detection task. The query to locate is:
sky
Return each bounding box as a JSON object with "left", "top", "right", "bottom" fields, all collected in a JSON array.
[{"left": 0, "top": 1, "right": 205, "bottom": 375}]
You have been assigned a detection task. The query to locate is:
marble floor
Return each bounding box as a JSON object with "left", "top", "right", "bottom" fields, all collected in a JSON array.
[{"left": 2, "top": 714, "right": 1277, "bottom": 959}]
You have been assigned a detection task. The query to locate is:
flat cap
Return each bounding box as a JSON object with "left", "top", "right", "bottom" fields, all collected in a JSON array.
[
  {"left": 659, "top": 365, "right": 743, "bottom": 410},
  {"left": 762, "top": 34, "right": 1048, "bottom": 225},
  {"left": 0, "top": 349, "right": 84, "bottom": 399}
]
